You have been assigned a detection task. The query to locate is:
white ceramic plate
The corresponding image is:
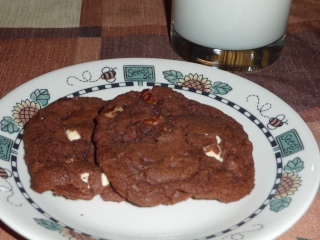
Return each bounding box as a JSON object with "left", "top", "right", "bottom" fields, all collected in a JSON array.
[{"left": 0, "top": 58, "right": 319, "bottom": 240}]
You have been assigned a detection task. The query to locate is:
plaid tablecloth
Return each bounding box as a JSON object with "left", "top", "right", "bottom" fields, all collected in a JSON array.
[{"left": 0, "top": 0, "right": 319, "bottom": 239}]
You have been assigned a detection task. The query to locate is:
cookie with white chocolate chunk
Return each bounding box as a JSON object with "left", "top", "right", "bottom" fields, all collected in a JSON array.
[
  {"left": 94, "top": 86, "right": 255, "bottom": 207},
  {"left": 23, "top": 96, "right": 122, "bottom": 201}
]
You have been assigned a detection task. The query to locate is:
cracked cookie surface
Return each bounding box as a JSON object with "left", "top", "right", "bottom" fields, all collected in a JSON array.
[
  {"left": 94, "top": 86, "right": 255, "bottom": 207},
  {"left": 23, "top": 97, "right": 121, "bottom": 201}
]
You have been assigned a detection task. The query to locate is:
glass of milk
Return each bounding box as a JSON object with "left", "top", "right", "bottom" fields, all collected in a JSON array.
[{"left": 170, "top": 0, "right": 292, "bottom": 71}]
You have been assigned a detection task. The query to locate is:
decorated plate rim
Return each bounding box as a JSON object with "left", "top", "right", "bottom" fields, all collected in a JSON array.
[{"left": 0, "top": 58, "right": 319, "bottom": 240}]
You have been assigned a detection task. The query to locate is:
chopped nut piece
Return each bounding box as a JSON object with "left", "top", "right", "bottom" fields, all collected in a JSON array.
[
  {"left": 141, "top": 115, "right": 165, "bottom": 125},
  {"left": 140, "top": 89, "right": 156, "bottom": 104},
  {"left": 203, "top": 144, "right": 224, "bottom": 162},
  {"left": 104, "top": 106, "right": 123, "bottom": 118},
  {"left": 64, "top": 158, "right": 74, "bottom": 164},
  {"left": 65, "top": 129, "right": 81, "bottom": 141}
]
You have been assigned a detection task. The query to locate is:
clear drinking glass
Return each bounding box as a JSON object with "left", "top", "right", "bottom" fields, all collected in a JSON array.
[{"left": 170, "top": 0, "right": 292, "bottom": 72}]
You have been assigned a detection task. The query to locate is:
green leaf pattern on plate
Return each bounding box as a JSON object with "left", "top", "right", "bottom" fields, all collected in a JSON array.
[
  {"left": 35, "top": 218, "right": 61, "bottom": 231},
  {"left": 30, "top": 89, "right": 50, "bottom": 107},
  {"left": 0, "top": 117, "right": 19, "bottom": 133}
]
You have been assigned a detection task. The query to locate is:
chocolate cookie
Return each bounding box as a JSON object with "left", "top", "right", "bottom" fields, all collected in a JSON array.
[
  {"left": 23, "top": 96, "right": 122, "bottom": 201},
  {"left": 94, "top": 86, "right": 255, "bottom": 206}
]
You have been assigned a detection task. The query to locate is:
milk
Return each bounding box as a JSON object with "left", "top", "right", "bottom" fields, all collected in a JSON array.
[{"left": 171, "top": 0, "right": 292, "bottom": 50}]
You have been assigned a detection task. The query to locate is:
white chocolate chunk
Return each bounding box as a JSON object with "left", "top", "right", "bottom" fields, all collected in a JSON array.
[
  {"left": 216, "top": 135, "right": 222, "bottom": 144},
  {"left": 80, "top": 173, "right": 90, "bottom": 189},
  {"left": 203, "top": 144, "right": 224, "bottom": 162},
  {"left": 80, "top": 173, "right": 89, "bottom": 183},
  {"left": 65, "top": 129, "right": 81, "bottom": 141},
  {"left": 101, "top": 173, "right": 109, "bottom": 186}
]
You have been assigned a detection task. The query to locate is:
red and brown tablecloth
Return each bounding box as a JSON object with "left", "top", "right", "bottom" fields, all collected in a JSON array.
[{"left": 0, "top": 0, "right": 319, "bottom": 239}]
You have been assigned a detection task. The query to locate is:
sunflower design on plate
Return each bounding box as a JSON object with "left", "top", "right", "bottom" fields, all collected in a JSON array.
[
  {"left": 176, "top": 73, "right": 212, "bottom": 93},
  {"left": 162, "top": 70, "right": 232, "bottom": 95},
  {"left": 274, "top": 172, "right": 301, "bottom": 199},
  {"left": 0, "top": 89, "right": 50, "bottom": 134},
  {"left": 12, "top": 100, "right": 41, "bottom": 126},
  {"left": 60, "top": 227, "right": 96, "bottom": 240},
  {"left": 270, "top": 157, "right": 304, "bottom": 212}
]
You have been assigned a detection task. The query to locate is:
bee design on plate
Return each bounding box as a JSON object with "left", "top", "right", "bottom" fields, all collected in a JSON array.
[
  {"left": 268, "top": 114, "right": 288, "bottom": 130},
  {"left": 66, "top": 66, "right": 117, "bottom": 86},
  {"left": 0, "top": 167, "right": 12, "bottom": 179},
  {"left": 101, "top": 67, "right": 116, "bottom": 83},
  {"left": 0, "top": 167, "right": 21, "bottom": 206},
  {"left": 246, "top": 95, "right": 289, "bottom": 130}
]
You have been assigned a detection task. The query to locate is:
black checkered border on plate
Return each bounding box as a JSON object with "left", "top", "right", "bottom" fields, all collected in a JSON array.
[{"left": 10, "top": 81, "right": 282, "bottom": 240}]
